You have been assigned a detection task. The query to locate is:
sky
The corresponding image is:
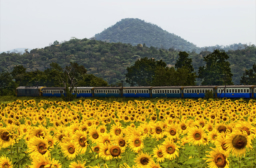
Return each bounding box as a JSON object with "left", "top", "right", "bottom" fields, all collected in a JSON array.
[{"left": 0, "top": 0, "right": 255, "bottom": 52}]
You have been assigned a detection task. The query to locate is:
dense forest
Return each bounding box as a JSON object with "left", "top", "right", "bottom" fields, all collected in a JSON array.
[
  {"left": 0, "top": 36, "right": 255, "bottom": 86},
  {"left": 94, "top": 18, "right": 247, "bottom": 53}
]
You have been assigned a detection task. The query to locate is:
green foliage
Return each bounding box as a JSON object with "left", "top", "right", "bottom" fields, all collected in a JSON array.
[
  {"left": 198, "top": 50, "right": 233, "bottom": 85},
  {"left": 204, "top": 90, "right": 214, "bottom": 100},
  {"left": 125, "top": 57, "right": 166, "bottom": 86},
  {"left": 240, "top": 63, "right": 256, "bottom": 84}
]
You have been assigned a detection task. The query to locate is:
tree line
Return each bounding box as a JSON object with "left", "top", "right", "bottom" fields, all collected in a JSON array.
[{"left": 0, "top": 49, "right": 255, "bottom": 96}]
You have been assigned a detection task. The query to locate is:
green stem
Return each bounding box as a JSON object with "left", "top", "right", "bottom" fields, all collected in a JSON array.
[
  {"left": 239, "top": 156, "right": 241, "bottom": 168},
  {"left": 88, "top": 144, "right": 96, "bottom": 159}
]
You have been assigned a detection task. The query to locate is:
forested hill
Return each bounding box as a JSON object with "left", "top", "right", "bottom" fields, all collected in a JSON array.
[
  {"left": 95, "top": 18, "right": 198, "bottom": 53},
  {"left": 0, "top": 37, "right": 255, "bottom": 86}
]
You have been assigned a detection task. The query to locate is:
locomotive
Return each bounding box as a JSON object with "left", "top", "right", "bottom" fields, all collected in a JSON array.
[{"left": 16, "top": 85, "right": 255, "bottom": 99}]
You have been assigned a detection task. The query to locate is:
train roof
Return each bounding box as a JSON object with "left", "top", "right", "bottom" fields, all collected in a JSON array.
[
  {"left": 183, "top": 85, "right": 217, "bottom": 88},
  {"left": 123, "top": 86, "right": 152, "bottom": 89},
  {"left": 216, "top": 85, "right": 255, "bottom": 88},
  {"left": 93, "top": 87, "right": 122, "bottom": 89},
  {"left": 41, "top": 87, "right": 65, "bottom": 90},
  {"left": 16, "top": 86, "right": 44, "bottom": 89},
  {"left": 68, "top": 87, "right": 94, "bottom": 89},
  {"left": 151, "top": 86, "right": 182, "bottom": 89}
]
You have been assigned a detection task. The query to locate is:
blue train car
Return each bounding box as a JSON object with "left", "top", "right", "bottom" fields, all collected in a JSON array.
[
  {"left": 183, "top": 86, "right": 216, "bottom": 98},
  {"left": 151, "top": 86, "right": 181, "bottom": 98},
  {"left": 68, "top": 87, "right": 93, "bottom": 98},
  {"left": 42, "top": 87, "right": 65, "bottom": 97},
  {"left": 94, "top": 87, "right": 121, "bottom": 98},
  {"left": 123, "top": 86, "right": 151, "bottom": 98},
  {"left": 217, "top": 85, "right": 254, "bottom": 98}
]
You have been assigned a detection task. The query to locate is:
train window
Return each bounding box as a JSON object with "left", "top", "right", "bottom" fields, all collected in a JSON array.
[
  {"left": 232, "top": 89, "right": 234, "bottom": 93},
  {"left": 238, "top": 89, "right": 240, "bottom": 93},
  {"left": 247, "top": 89, "right": 249, "bottom": 93},
  {"left": 235, "top": 89, "right": 237, "bottom": 93}
]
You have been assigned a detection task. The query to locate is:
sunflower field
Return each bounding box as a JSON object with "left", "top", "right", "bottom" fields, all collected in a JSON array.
[{"left": 0, "top": 97, "right": 256, "bottom": 168}]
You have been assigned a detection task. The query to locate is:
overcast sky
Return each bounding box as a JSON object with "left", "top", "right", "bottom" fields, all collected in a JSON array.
[{"left": 0, "top": 0, "right": 255, "bottom": 52}]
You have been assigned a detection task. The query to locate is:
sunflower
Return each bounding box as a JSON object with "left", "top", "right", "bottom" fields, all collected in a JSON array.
[
  {"left": 98, "top": 133, "right": 112, "bottom": 145},
  {"left": 99, "top": 143, "right": 113, "bottom": 161},
  {"left": 129, "top": 135, "right": 144, "bottom": 153},
  {"left": 97, "top": 125, "right": 107, "bottom": 134},
  {"left": 216, "top": 123, "right": 227, "bottom": 134},
  {"left": 204, "top": 147, "right": 229, "bottom": 168},
  {"left": 73, "top": 130, "right": 88, "bottom": 154},
  {"left": 187, "top": 126, "right": 205, "bottom": 146},
  {"left": 27, "top": 136, "right": 50, "bottom": 158},
  {"left": 208, "top": 129, "right": 219, "bottom": 144},
  {"left": 30, "top": 155, "right": 51, "bottom": 168},
  {"left": 115, "top": 136, "right": 127, "bottom": 150},
  {"left": 30, "top": 125, "right": 47, "bottom": 139},
  {"left": 153, "top": 145, "right": 165, "bottom": 163},
  {"left": 45, "top": 135, "right": 56, "bottom": 147},
  {"left": 226, "top": 129, "right": 253, "bottom": 157},
  {"left": 69, "top": 161, "right": 86, "bottom": 168},
  {"left": 61, "top": 140, "right": 78, "bottom": 160},
  {"left": 134, "top": 152, "right": 154, "bottom": 168},
  {"left": 215, "top": 134, "right": 230, "bottom": 155},
  {"left": 164, "top": 124, "right": 179, "bottom": 139},
  {"left": 0, "top": 125, "right": 17, "bottom": 148},
  {"left": 89, "top": 127, "right": 100, "bottom": 143},
  {"left": 235, "top": 121, "right": 255, "bottom": 136},
  {"left": 109, "top": 143, "right": 123, "bottom": 159},
  {"left": 161, "top": 138, "right": 180, "bottom": 160},
  {"left": 110, "top": 124, "right": 124, "bottom": 137},
  {"left": 49, "top": 158, "right": 62, "bottom": 168},
  {"left": 0, "top": 156, "right": 13, "bottom": 168}
]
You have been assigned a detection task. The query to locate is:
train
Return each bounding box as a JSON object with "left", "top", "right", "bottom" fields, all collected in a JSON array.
[{"left": 16, "top": 85, "right": 256, "bottom": 99}]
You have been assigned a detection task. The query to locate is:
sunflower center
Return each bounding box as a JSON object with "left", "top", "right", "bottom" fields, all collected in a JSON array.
[
  {"left": 134, "top": 139, "right": 141, "bottom": 147},
  {"left": 39, "top": 165, "right": 45, "bottom": 168},
  {"left": 100, "top": 128, "right": 105, "bottom": 133},
  {"left": 156, "top": 127, "right": 162, "bottom": 134},
  {"left": 181, "top": 125, "right": 187, "bottom": 130},
  {"left": 221, "top": 143, "right": 228, "bottom": 151},
  {"left": 3, "top": 164, "right": 9, "bottom": 168},
  {"left": 232, "top": 135, "right": 247, "bottom": 149},
  {"left": 115, "top": 129, "right": 121, "bottom": 135},
  {"left": 208, "top": 127, "right": 213, "bottom": 131},
  {"left": 92, "top": 133, "right": 99, "bottom": 139},
  {"left": 68, "top": 146, "right": 75, "bottom": 154},
  {"left": 94, "top": 147, "right": 100, "bottom": 153},
  {"left": 119, "top": 139, "right": 126, "bottom": 147},
  {"left": 157, "top": 151, "right": 163, "bottom": 157},
  {"left": 200, "top": 122, "right": 204, "bottom": 127},
  {"left": 104, "top": 139, "right": 110, "bottom": 144},
  {"left": 140, "top": 157, "right": 149, "bottom": 165},
  {"left": 167, "top": 146, "right": 175, "bottom": 154},
  {"left": 212, "top": 135, "right": 217, "bottom": 140},
  {"left": 218, "top": 126, "right": 226, "bottom": 133},
  {"left": 79, "top": 137, "right": 86, "bottom": 147},
  {"left": 194, "top": 133, "right": 201, "bottom": 140},
  {"left": 38, "top": 143, "right": 47, "bottom": 154},
  {"left": 214, "top": 153, "right": 227, "bottom": 167},
  {"left": 58, "top": 135, "right": 63, "bottom": 142},
  {"left": 110, "top": 146, "right": 121, "bottom": 157},
  {"left": 48, "top": 140, "right": 53, "bottom": 146},
  {"left": 36, "top": 130, "right": 44, "bottom": 138},
  {"left": 170, "top": 129, "right": 176, "bottom": 136},
  {"left": 1, "top": 132, "right": 10, "bottom": 141}
]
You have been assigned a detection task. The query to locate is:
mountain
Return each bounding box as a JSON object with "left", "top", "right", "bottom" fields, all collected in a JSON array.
[
  {"left": 0, "top": 48, "right": 31, "bottom": 54},
  {"left": 95, "top": 18, "right": 199, "bottom": 53},
  {"left": 0, "top": 37, "right": 255, "bottom": 86}
]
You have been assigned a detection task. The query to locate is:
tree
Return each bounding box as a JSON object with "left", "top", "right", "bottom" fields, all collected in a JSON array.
[
  {"left": 77, "top": 74, "right": 108, "bottom": 86},
  {"left": 0, "top": 70, "right": 18, "bottom": 96},
  {"left": 240, "top": 63, "right": 256, "bottom": 84},
  {"left": 175, "top": 51, "right": 197, "bottom": 85},
  {"left": 11, "top": 65, "right": 26, "bottom": 85},
  {"left": 198, "top": 50, "right": 233, "bottom": 85},
  {"left": 61, "top": 74, "right": 77, "bottom": 102},
  {"left": 53, "top": 40, "right": 59, "bottom": 45},
  {"left": 125, "top": 57, "right": 166, "bottom": 86}
]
